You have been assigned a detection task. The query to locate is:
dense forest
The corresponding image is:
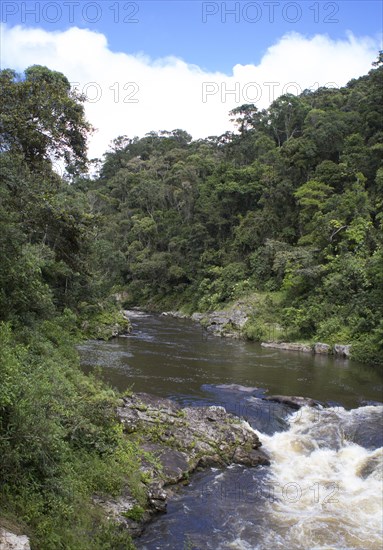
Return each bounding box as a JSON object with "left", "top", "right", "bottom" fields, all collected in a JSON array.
[
  {"left": 0, "top": 56, "right": 382, "bottom": 547},
  {"left": 87, "top": 53, "right": 383, "bottom": 363}
]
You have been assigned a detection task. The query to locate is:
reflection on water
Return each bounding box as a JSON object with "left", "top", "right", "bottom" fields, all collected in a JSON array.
[{"left": 78, "top": 313, "right": 383, "bottom": 408}]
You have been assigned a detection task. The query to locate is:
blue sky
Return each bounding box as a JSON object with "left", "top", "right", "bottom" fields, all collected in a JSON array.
[
  {"left": 2, "top": 1, "right": 381, "bottom": 73},
  {"left": 1, "top": 1, "right": 381, "bottom": 159}
]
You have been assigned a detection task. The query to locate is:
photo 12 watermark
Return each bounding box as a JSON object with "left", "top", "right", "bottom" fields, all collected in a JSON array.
[
  {"left": 201, "top": 2, "right": 340, "bottom": 24},
  {"left": 1, "top": 1, "right": 140, "bottom": 24},
  {"left": 71, "top": 81, "right": 140, "bottom": 104},
  {"left": 201, "top": 480, "right": 340, "bottom": 504},
  {"left": 202, "top": 80, "right": 340, "bottom": 104}
]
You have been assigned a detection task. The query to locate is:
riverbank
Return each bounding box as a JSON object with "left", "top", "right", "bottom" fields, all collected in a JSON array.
[
  {"left": 95, "top": 392, "right": 270, "bottom": 538},
  {"left": 160, "top": 300, "right": 353, "bottom": 359}
]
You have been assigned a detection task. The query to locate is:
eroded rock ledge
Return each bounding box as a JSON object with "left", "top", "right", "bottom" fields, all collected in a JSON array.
[
  {"left": 261, "top": 341, "right": 352, "bottom": 357},
  {"left": 162, "top": 304, "right": 250, "bottom": 338},
  {"left": 97, "top": 393, "right": 269, "bottom": 537}
]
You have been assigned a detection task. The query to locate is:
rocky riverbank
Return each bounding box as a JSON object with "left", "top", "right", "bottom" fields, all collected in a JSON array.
[
  {"left": 96, "top": 392, "right": 270, "bottom": 538},
  {"left": 161, "top": 308, "right": 352, "bottom": 358},
  {"left": 162, "top": 302, "right": 251, "bottom": 338},
  {"left": 261, "top": 341, "right": 352, "bottom": 358}
]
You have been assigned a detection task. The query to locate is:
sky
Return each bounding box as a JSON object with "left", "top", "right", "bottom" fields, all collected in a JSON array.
[{"left": 1, "top": 1, "right": 382, "bottom": 161}]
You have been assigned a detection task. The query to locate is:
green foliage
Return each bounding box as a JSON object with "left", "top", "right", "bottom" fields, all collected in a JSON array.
[
  {"left": 122, "top": 505, "right": 145, "bottom": 522},
  {"left": 80, "top": 304, "right": 131, "bottom": 340},
  {"left": 1, "top": 57, "right": 382, "bottom": 549},
  {"left": 0, "top": 319, "right": 142, "bottom": 549},
  {"left": 0, "top": 65, "right": 143, "bottom": 548},
  {"left": 0, "top": 65, "right": 91, "bottom": 173},
  {"left": 243, "top": 319, "right": 268, "bottom": 341},
  {"left": 84, "top": 59, "right": 382, "bottom": 363}
]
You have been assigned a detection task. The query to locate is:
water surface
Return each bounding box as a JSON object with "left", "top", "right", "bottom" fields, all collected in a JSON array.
[
  {"left": 79, "top": 311, "right": 383, "bottom": 409},
  {"left": 78, "top": 312, "right": 383, "bottom": 549}
]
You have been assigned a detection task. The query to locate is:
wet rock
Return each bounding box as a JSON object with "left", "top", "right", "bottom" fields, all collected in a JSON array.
[
  {"left": 215, "top": 384, "right": 260, "bottom": 394},
  {"left": 333, "top": 344, "right": 352, "bottom": 358},
  {"left": 264, "top": 395, "right": 321, "bottom": 410},
  {"left": 147, "top": 481, "right": 168, "bottom": 512},
  {"left": 314, "top": 342, "right": 330, "bottom": 354},
  {"left": 161, "top": 311, "right": 189, "bottom": 319},
  {"left": 113, "top": 391, "right": 269, "bottom": 537},
  {"left": 357, "top": 451, "right": 383, "bottom": 479},
  {"left": 261, "top": 342, "right": 313, "bottom": 353},
  {"left": 232, "top": 447, "right": 271, "bottom": 467},
  {"left": 0, "top": 530, "right": 30, "bottom": 550}
]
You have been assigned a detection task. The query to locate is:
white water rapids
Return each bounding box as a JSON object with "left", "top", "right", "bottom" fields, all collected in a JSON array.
[
  {"left": 138, "top": 404, "right": 382, "bottom": 550},
  {"left": 243, "top": 405, "right": 383, "bottom": 550},
  {"left": 81, "top": 316, "right": 383, "bottom": 550}
]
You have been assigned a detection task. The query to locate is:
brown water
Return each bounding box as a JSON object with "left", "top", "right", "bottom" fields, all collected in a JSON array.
[{"left": 78, "top": 311, "right": 383, "bottom": 409}]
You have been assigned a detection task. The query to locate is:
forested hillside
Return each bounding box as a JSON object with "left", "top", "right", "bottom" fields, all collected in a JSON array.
[
  {"left": 0, "top": 66, "right": 139, "bottom": 549},
  {"left": 0, "top": 56, "right": 382, "bottom": 548},
  {"left": 86, "top": 55, "right": 383, "bottom": 364}
]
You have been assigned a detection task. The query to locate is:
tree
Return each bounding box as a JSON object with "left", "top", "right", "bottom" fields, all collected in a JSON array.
[{"left": 0, "top": 65, "right": 92, "bottom": 173}]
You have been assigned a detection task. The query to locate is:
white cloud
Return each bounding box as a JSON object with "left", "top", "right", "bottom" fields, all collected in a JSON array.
[{"left": 0, "top": 24, "right": 379, "bottom": 161}]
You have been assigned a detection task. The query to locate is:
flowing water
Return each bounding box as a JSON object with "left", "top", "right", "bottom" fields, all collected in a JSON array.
[{"left": 78, "top": 311, "right": 383, "bottom": 550}]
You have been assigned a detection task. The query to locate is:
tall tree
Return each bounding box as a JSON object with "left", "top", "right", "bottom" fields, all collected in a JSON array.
[{"left": 0, "top": 65, "right": 92, "bottom": 173}]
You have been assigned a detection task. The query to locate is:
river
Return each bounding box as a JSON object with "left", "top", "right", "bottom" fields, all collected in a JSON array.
[{"left": 78, "top": 311, "right": 383, "bottom": 550}]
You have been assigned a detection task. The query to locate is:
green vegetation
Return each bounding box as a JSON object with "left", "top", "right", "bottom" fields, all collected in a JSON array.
[
  {"left": 0, "top": 66, "right": 140, "bottom": 548},
  {"left": 122, "top": 505, "right": 145, "bottom": 522},
  {"left": 85, "top": 55, "right": 383, "bottom": 364},
  {"left": 0, "top": 55, "right": 382, "bottom": 547}
]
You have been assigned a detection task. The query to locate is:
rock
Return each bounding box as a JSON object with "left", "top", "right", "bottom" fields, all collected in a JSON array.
[
  {"left": 142, "top": 443, "right": 190, "bottom": 484},
  {"left": 205, "top": 405, "right": 227, "bottom": 421},
  {"left": 118, "top": 394, "right": 266, "bottom": 470},
  {"left": 147, "top": 481, "right": 168, "bottom": 512},
  {"left": 333, "top": 344, "right": 352, "bottom": 358},
  {"left": 215, "top": 384, "right": 260, "bottom": 393},
  {"left": 113, "top": 391, "right": 269, "bottom": 537},
  {"left": 0, "top": 530, "right": 30, "bottom": 550},
  {"left": 93, "top": 489, "right": 150, "bottom": 537},
  {"left": 232, "top": 447, "right": 270, "bottom": 467},
  {"left": 161, "top": 311, "right": 189, "bottom": 319},
  {"left": 314, "top": 342, "right": 330, "bottom": 354},
  {"left": 113, "top": 291, "right": 129, "bottom": 303},
  {"left": 261, "top": 342, "right": 312, "bottom": 353},
  {"left": 191, "top": 312, "right": 204, "bottom": 322},
  {"left": 191, "top": 305, "right": 251, "bottom": 339},
  {"left": 264, "top": 395, "right": 321, "bottom": 410}
]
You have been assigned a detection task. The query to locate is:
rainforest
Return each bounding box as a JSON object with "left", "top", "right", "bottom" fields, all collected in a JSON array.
[{"left": 0, "top": 56, "right": 382, "bottom": 548}]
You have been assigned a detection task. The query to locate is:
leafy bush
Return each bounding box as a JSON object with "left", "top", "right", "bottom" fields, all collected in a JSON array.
[{"left": 0, "top": 318, "right": 143, "bottom": 549}]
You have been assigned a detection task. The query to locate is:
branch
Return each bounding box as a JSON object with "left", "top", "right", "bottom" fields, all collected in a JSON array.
[{"left": 329, "top": 225, "right": 348, "bottom": 242}]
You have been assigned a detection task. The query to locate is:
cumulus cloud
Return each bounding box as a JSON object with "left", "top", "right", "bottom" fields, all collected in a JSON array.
[{"left": 0, "top": 23, "right": 379, "bottom": 160}]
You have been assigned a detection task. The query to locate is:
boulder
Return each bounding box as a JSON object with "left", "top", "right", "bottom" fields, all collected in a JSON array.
[
  {"left": 264, "top": 395, "right": 321, "bottom": 410},
  {"left": 117, "top": 393, "right": 268, "bottom": 470},
  {"left": 161, "top": 311, "right": 189, "bottom": 319},
  {"left": 109, "top": 392, "right": 270, "bottom": 537},
  {"left": 333, "top": 344, "right": 352, "bottom": 358},
  {"left": 261, "top": 342, "right": 312, "bottom": 353},
  {"left": 190, "top": 302, "right": 252, "bottom": 339},
  {"left": 314, "top": 342, "right": 330, "bottom": 354},
  {"left": 0, "top": 531, "right": 30, "bottom": 550}
]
